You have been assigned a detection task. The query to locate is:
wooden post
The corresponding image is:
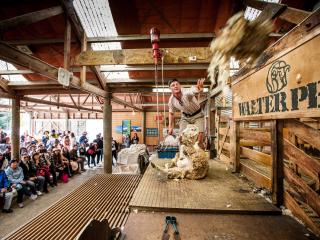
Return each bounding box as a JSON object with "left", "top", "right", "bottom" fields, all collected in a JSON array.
[
  {"left": 215, "top": 110, "right": 219, "bottom": 153},
  {"left": 103, "top": 94, "right": 112, "bottom": 173},
  {"left": 64, "top": 19, "right": 71, "bottom": 70},
  {"left": 65, "top": 111, "right": 69, "bottom": 130},
  {"left": 80, "top": 33, "right": 87, "bottom": 86},
  {"left": 230, "top": 121, "right": 240, "bottom": 173},
  {"left": 11, "top": 96, "right": 20, "bottom": 160},
  {"left": 207, "top": 97, "right": 216, "bottom": 159},
  {"left": 142, "top": 111, "right": 146, "bottom": 144},
  {"left": 271, "top": 120, "right": 284, "bottom": 207}
]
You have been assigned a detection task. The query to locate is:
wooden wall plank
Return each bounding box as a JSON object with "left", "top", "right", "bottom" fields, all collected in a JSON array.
[
  {"left": 240, "top": 140, "right": 269, "bottom": 147},
  {"left": 284, "top": 167, "right": 320, "bottom": 217},
  {"left": 284, "top": 191, "right": 320, "bottom": 236},
  {"left": 240, "top": 162, "right": 272, "bottom": 190},
  {"left": 284, "top": 138, "right": 320, "bottom": 182},
  {"left": 219, "top": 140, "right": 230, "bottom": 152},
  {"left": 240, "top": 129, "right": 271, "bottom": 145},
  {"left": 285, "top": 119, "right": 320, "bottom": 150},
  {"left": 241, "top": 147, "right": 272, "bottom": 166}
]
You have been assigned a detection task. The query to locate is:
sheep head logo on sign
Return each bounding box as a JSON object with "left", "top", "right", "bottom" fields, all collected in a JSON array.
[{"left": 266, "top": 60, "right": 290, "bottom": 93}]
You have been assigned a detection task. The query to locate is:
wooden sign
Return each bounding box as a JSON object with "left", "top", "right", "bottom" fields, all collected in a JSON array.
[{"left": 232, "top": 35, "right": 320, "bottom": 121}]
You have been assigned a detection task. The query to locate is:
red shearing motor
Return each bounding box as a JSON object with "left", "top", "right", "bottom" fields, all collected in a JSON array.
[{"left": 150, "top": 27, "right": 161, "bottom": 65}]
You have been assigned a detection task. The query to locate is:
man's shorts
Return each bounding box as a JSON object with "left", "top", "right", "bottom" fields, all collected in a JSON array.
[{"left": 179, "top": 111, "right": 204, "bottom": 135}]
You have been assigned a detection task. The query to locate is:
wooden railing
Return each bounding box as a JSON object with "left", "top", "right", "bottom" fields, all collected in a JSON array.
[{"left": 223, "top": 119, "right": 320, "bottom": 235}]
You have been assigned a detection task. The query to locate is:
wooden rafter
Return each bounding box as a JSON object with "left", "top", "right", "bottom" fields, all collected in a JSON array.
[
  {"left": 0, "top": 42, "right": 106, "bottom": 97},
  {"left": 0, "top": 77, "right": 10, "bottom": 93},
  {"left": 73, "top": 47, "right": 212, "bottom": 66},
  {"left": 21, "top": 96, "right": 103, "bottom": 113},
  {"left": 69, "top": 94, "right": 78, "bottom": 109},
  {"left": 0, "top": 6, "right": 64, "bottom": 32}
]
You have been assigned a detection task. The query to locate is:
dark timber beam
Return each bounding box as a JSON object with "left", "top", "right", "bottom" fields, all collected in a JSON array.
[
  {"left": 100, "top": 64, "right": 210, "bottom": 72},
  {"left": 0, "top": 77, "right": 10, "bottom": 92},
  {"left": 73, "top": 47, "right": 212, "bottom": 66},
  {"left": 0, "top": 6, "right": 64, "bottom": 32},
  {"left": 64, "top": 19, "right": 72, "bottom": 70},
  {"left": 88, "top": 33, "right": 215, "bottom": 43},
  {"left": 111, "top": 95, "right": 143, "bottom": 112},
  {"left": 21, "top": 96, "right": 103, "bottom": 113},
  {"left": 0, "top": 42, "right": 106, "bottom": 97}
]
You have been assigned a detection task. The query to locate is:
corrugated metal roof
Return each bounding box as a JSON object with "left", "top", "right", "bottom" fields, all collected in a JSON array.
[
  {"left": 0, "top": 60, "right": 27, "bottom": 82},
  {"left": 244, "top": 0, "right": 280, "bottom": 21},
  {"left": 73, "top": 0, "right": 129, "bottom": 79}
]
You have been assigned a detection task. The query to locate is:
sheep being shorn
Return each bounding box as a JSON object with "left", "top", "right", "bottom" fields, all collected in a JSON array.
[{"left": 151, "top": 124, "right": 209, "bottom": 180}]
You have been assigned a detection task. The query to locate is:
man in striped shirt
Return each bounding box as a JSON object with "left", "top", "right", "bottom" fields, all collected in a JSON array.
[{"left": 168, "top": 78, "right": 205, "bottom": 147}]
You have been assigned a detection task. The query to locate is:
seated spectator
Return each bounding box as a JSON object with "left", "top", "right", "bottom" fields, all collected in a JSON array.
[
  {"left": 70, "top": 145, "right": 85, "bottom": 172},
  {"left": 79, "top": 143, "right": 87, "bottom": 163},
  {"left": 0, "top": 152, "right": 8, "bottom": 171},
  {"left": 0, "top": 160, "right": 13, "bottom": 213},
  {"left": 63, "top": 136, "right": 71, "bottom": 150},
  {"left": 3, "top": 145, "right": 11, "bottom": 162},
  {"left": 34, "top": 152, "right": 53, "bottom": 187},
  {"left": 20, "top": 154, "right": 47, "bottom": 195},
  {"left": 52, "top": 148, "right": 70, "bottom": 181},
  {"left": 62, "top": 147, "right": 72, "bottom": 177},
  {"left": 5, "top": 159, "right": 37, "bottom": 208}
]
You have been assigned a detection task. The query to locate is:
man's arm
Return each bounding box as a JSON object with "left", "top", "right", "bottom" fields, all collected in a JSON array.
[
  {"left": 168, "top": 112, "right": 175, "bottom": 135},
  {"left": 185, "top": 78, "right": 205, "bottom": 96}
]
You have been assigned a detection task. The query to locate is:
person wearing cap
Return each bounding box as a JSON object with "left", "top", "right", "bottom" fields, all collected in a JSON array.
[
  {"left": 79, "top": 132, "right": 89, "bottom": 146},
  {"left": 168, "top": 78, "right": 205, "bottom": 147}
]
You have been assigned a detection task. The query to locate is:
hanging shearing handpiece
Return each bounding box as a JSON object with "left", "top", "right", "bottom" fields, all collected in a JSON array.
[
  {"left": 150, "top": 27, "right": 162, "bottom": 65},
  {"left": 150, "top": 27, "right": 162, "bottom": 144}
]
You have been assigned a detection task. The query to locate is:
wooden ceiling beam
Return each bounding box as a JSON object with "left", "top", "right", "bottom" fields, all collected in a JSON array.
[
  {"left": 0, "top": 42, "right": 106, "bottom": 97},
  {"left": 88, "top": 33, "right": 215, "bottom": 43},
  {"left": 100, "top": 64, "right": 210, "bottom": 72},
  {"left": 21, "top": 96, "right": 103, "bottom": 113},
  {"left": 111, "top": 95, "right": 143, "bottom": 112},
  {"left": 73, "top": 47, "right": 212, "bottom": 66},
  {"left": 59, "top": 0, "right": 84, "bottom": 39},
  {"left": 0, "top": 77, "right": 10, "bottom": 93},
  {"left": 0, "top": 6, "right": 64, "bottom": 32},
  {"left": 106, "top": 77, "right": 203, "bottom": 84}
]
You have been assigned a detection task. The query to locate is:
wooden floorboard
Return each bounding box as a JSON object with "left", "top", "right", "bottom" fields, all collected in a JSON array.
[
  {"left": 4, "top": 174, "right": 141, "bottom": 240},
  {"left": 124, "top": 212, "right": 318, "bottom": 240},
  {"left": 129, "top": 160, "right": 280, "bottom": 214}
]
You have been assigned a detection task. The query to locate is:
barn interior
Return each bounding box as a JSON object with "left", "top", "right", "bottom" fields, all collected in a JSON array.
[{"left": 0, "top": 0, "right": 319, "bottom": 239}]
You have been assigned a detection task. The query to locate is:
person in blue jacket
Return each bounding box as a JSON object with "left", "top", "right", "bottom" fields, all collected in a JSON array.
[{"left": 0, "top": 160, "right": 13, "bottom": 213}]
